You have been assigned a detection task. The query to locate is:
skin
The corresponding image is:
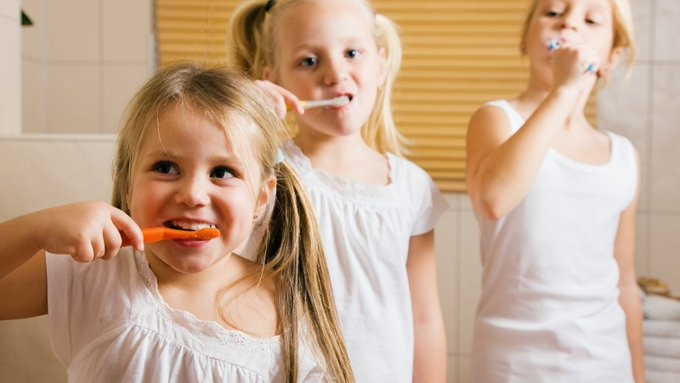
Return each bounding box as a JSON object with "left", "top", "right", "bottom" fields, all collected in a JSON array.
[
  {"left": 466, "top": 0, "right": 645, "bottom": 381},
  {"left": 258, "top": 1, "right": 446, "bottom": 380},
  {"left": 0, "top": 104, "right": 279, "bottom": 338}
]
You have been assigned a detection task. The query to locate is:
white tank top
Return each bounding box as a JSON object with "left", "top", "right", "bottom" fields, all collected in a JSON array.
[{"left": 470, "top": 100, "right": 637, "bottom": 382}]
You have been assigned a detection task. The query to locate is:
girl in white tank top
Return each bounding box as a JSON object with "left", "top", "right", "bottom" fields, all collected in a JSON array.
[{"left": 465, "top": 0, "right": 645, "bottom": 381}]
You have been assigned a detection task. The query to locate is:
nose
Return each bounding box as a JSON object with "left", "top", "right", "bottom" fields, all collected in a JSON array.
[
  {"left": 323, "top": 58, "right": 349, "bottom": 86},
  {"left": 559, "top": 10, "right": 579, "bottom": 31},
  {"left": 174, "top": 175, "right": 210, "bottom": 207}
]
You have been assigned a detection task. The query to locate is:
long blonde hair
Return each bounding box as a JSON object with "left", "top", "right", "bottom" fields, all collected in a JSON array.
[
  {"left": 227, "top": 0, "right": 408, "bottom": 156},
  {"left": 112, "top": 62, "right": 353, "bottom": 382}
]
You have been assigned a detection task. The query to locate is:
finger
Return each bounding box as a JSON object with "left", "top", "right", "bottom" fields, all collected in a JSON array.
[
  {"left": 102, "top": 222, "right": 122, "bottom": 260},
  {"left": 73, "top": 240, "right": 96, "bottom": 263},
  {"left": 110, "top": 208, "right": 144, "bottom": 252}
]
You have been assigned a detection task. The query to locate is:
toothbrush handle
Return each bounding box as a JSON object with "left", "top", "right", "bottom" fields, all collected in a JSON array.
[{"left": 121, "top": 227, "right": 167, "bottom": 247}]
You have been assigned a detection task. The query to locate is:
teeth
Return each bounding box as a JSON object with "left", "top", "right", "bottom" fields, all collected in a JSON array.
[{"left": 170, "top": 221, "right": 215, "bottom": 231}]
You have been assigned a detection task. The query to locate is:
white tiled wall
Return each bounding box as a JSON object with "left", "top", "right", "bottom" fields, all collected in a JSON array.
[
  {"left": 0, "top": 0, "right": 21, "bottom": 134},
  {"left": 20, "top": 0, "right": 154, "bottom": 134}
]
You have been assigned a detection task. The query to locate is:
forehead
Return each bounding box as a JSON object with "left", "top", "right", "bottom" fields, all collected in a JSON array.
[
  {"left": 537, "top": 0, "right": 612, "bottom": 11},
  {"left": 139, "top": 104, "right": 260, "bottom": 159},
  {"left": 275, "top": 0, "right": 375, "bottom": 43}
]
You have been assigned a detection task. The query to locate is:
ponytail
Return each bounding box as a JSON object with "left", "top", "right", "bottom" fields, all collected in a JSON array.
[
  {"left": 255, "top": 162, "right": 354, "bottom": 383},
  {"left": 364, "top": 13, "right": 408, "bottom": 156},
  {"left": 227, "top": 1, "right": 270, "bottom": 78}
]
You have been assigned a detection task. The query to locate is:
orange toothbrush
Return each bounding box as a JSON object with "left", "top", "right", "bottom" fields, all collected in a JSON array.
[{"left": 121, "top": 227, "right": 220, "bottom": 247}]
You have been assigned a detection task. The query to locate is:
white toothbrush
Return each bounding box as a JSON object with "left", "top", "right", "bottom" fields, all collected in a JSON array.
[{"left": 299, "top": 96, "right": 350, "bottom": 110}]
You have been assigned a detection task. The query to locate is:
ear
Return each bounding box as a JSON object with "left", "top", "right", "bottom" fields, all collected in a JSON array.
[
  {"left": 376, "top": 46, "right": 388, "bottom": 86},
  {"left": 263, "top": 66, "right": 273, "bottom": 81},
  {"left": 604, "top": 46, "right": 624, "bottom": 74},
  {"left": 254, "top": 174, "right": 277, "bottom": 221}
]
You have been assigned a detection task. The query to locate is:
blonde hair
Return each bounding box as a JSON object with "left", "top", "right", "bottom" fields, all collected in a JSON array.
[
  {"left": 227, "top": 0, "right": 408, "bottom": 156},
  {"left": 112, "top": 62, "right": 353, "bottom": 382},
  {"left": 519, "top": 0, "right": 636, "bottom": 72}
]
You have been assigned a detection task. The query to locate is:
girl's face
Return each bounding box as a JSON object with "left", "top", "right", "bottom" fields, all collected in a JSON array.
[
  {"left": 266, "top": 0, "right": 386, "bottom": 138},
  {"left": 128, "top": 104, "right": 273, "bottom": 275},
  {"left": 525, "top": 0, "right": 620, "bottom": 78}
]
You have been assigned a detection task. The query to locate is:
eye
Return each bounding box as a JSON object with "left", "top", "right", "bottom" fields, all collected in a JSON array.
[
  {"left": 299, "top": 56, "right": 318, "bottom": 68},
  {"left": 153, "top": 161, "right": 179, "bottom": 175},
  {"left": 546, "top": 10, "right": 561, "bottom": 17},
  {"left": 346, "top": 49, "right": 361, "bottom": 59},
  {"left": 210, "top": 166, "right": 236, "bottom": 179}
]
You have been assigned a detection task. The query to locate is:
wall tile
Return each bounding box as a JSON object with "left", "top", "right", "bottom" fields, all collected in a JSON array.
[
  {"left": 446, "top": 356, "right": 457, "bottom": 383},
  {"left": 46, "top": 0, "right": 99, "bottom": 62},
  {"left": 101, "top": 0, "right": 151, "bottom": 62},
  {"left": 456, "top": 356, "right": 471, "bottom": 383},
  {"left": 0, "top": 0, "right": 19, "bottom": 19},
  {"left": 436, "top": 204, "right": 459, "bottom": 356},
  {"left": 649, "top": 213, "right": 680, "bottom": 292},
  {"left": 0, "top": 16, "right": 21, "bottom": 134},
  {"left": 20, "top": 0, "right": 45, "bottom": 60},
  {"left": 650, "top": 64, "right": 680, "bottom": 211},
  {"left": 47, "top": 64, "right": 100, "bottom": 134},
  {"left": 654, "top": 0, "right": 680, "bottom": 62},
  {"left": 457, "top": 210, "right": 481, "bottom": 354},
  {"left": 631, "top": 0, "right": 653, "bottom": 62},
  {"left": 635, "top": 211, "right": 651, "bottom": 277},
  {"left": 101, "top": 63, "right": 150, "bottom": 133},
  {"left": 21, "top": 58, "right": 47, "bottom": 133},
  {"left": 599, "top": 63, "right": 651, "bottom": 210}
]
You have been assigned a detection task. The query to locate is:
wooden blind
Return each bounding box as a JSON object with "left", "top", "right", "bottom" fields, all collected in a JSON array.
[{"left": 156, "top": 0, "right": 596, "bottom": 193}]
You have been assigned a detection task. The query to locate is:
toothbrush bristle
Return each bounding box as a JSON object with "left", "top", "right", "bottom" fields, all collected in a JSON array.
[
  {"left": 333, "top": 96, "right": 350, "bottom": 106},
  {"left": 194, "top": 228, "right": 220, "bottom": 240}
]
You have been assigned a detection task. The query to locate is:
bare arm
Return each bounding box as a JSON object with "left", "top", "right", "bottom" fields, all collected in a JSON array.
[
  {"left": 0, "top": 201, "right": 143, "bottom": 320},
  {"left": 466, "top": 45, "right": 598, "bottom": 220},
  {"left": 614, "top": 152, "right": 646, "bottom": 383},
  {"left": 407, "top": 230, "right": 446, "bottom": 383}
]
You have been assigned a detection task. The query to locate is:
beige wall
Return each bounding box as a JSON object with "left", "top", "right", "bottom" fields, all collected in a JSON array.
[
  {"left": 1, "top": 1, "right": 679, "bottom": 383},
  {"left": 0, "top": 0, "right": 21, "bottom": 134},
  {"left": 21, "top": 0, "right": 154, "bottom": 134}
]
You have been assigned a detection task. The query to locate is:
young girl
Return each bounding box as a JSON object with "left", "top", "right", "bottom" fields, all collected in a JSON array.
[
  {"left": 228, "top": 0, "right": 448, "bottom": 381},
  {"left": 466, "top": 0, "right": 645, "bottom": 381},
  {"left": 0, "top": 63, "right": 354, "bottom": 383}
]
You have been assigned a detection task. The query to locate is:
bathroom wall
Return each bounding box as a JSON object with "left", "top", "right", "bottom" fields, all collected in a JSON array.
[
  {"left": 0, "top": 1, "right": 678, "bottom": 383},
  {"left": 20, "top": 0, "right": 154, "bottom": 134},
  {"left": 0, "top": 0, "right": 21, "bottom": 134}
]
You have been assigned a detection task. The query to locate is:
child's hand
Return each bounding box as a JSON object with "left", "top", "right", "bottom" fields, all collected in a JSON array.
[
  {"left": 34, "top": 201, "right": 143, "bottom": 262},
  {"left": 550, "top": 42, "right": 599, "bottom": 91},
  {"left": 254, "top": 80, "right": 305, "bottom": 118}
]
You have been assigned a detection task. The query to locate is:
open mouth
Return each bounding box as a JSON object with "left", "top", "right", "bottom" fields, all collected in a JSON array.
[{"left": 164, "top": 220, "right": 217, "bottom": 231}]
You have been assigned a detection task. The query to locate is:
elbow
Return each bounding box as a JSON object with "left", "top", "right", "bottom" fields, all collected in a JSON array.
[
  {"left": 469, "top": 184, "right": 512, "bottom": 221},
  {"left": 476, "top": 198, "right": 509, "bottom": 221}
]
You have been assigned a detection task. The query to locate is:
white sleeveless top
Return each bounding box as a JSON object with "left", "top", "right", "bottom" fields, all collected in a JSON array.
[
  {"left": 46, "top": 248, "right": 327, "bottom": 382},
  {"left": 470, "top": 100, "right": 637, "bottom": 382}
]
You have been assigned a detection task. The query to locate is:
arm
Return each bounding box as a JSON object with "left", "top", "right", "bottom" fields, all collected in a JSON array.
[
  {"left": 466, "top": 46, "right": 598, "bottom": 220},
  {"left": 614, "top": 151, "right": 646, "bottom": 383},
  {"left": 407, "top": 230, "right": 446, "bottom": 383},
  {"left": 0, "top": 201, "right": 143, "bottom": 320}
]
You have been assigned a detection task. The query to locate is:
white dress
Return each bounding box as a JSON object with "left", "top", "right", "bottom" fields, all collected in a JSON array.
[
  {"left": 470, "top": 100, "right": 637, "bottom": 382},
  {"left": 46, "top": 248, "right": 326, "bottom": 382},
  {"left": 283, "top": 141, "right": 448, "bottom": 382}
]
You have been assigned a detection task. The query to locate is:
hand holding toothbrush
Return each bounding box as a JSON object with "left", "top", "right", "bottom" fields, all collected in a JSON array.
[
  {"left": 0, "top": 202, "right": 144, "bottom": 270},
  {"left": 254, "top": 80, "right": 350, "bottom": 118}
]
